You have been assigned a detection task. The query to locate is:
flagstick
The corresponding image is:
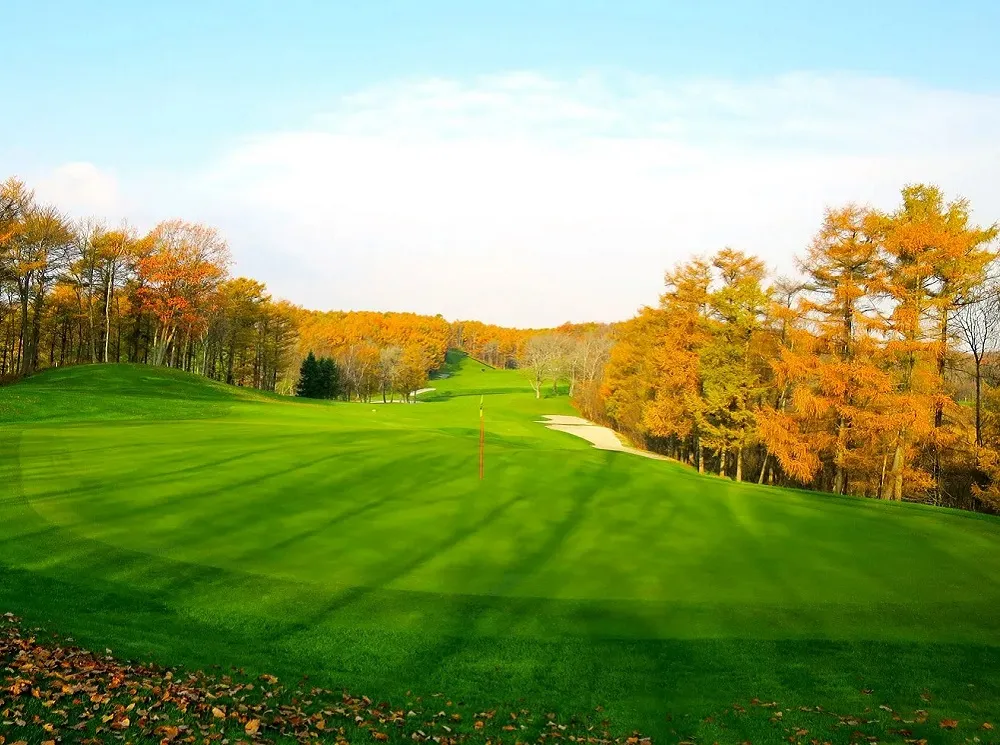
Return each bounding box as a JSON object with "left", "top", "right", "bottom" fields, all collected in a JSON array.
[{"left": 479, "top": 395, "right": 485, "bottom": 480}]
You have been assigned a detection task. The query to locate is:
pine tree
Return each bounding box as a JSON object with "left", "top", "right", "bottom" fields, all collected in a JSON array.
[
  {"left": 296, "top": 351, "right": 319, "bottom": 398},
  {"left": 317, "top": 357, "right": 340, "bottom": 400}
]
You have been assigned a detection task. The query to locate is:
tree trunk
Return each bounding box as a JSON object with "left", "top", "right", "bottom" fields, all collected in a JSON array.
[
  {"left": 25, "top": 290, "right": 45, "bottom": 375},
  {"left": 719, "top": 448, "right": 727, "bottom": 478},
  {"left": 88, "top": 271, "right": 97, "bottom": 363},
  {"left": 152, "top": 326, "right": 174, "bottom": 366},
  {"left": 758, "top": 451, "right": 768, "bottom": 484},
  {"left": 115, "top": 296, "right": 122, "bottom": 362},
  {"left": 735, "top": 446, "right": 743, "bottom": 482},
  {"left": 932, "top": 312, "right": 948, "bottom": 501},
  {"left": 832, "top": 466, "right": 844, "bottom": 496},
  {"left": 17, "top": 290, "right": 29, "bottom": 375},
  {"left": 833, "top": 415, "right": 848, "bottom": 495},
  {"left": 975, "top": 358, "right": 983, "bottom": 447},
  {"left": 697, "top": 438, "right": 704, "bottom": 474},
  {"left": 103, "top": 267, "right": 115, "bottom": 363},
  {"left": 882, "top": 439, "right": 904, "bottom": 501}
]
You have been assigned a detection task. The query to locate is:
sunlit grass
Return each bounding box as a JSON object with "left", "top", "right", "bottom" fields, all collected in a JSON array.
[{"left": 1, "top": 352, "right": 999, "bottom": 741}]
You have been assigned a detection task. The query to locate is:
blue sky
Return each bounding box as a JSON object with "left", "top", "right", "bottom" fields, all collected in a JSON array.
[{"left": 6, "top": 1, "right": 1000, "bottom": 325}]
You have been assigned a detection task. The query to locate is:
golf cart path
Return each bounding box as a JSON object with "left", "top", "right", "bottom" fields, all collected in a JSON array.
[{"left": 539, "top": 415, "right": 670, "bottom": 461}]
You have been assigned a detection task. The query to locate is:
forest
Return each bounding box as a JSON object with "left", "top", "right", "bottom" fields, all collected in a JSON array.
[
  {"left": 583, "top": 186, "right": 1000, "bottom": 512},
  {"left": 3, "top": 175, "right": 999, "bottom": 511}
]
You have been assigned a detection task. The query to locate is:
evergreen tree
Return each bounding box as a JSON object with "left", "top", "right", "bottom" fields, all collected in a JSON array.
[
  {"left": 296, "top": 351, "right": 319, "bottom": 398},
  {"left": 317, "top": 357, "right": 340, "bottom": 400}
]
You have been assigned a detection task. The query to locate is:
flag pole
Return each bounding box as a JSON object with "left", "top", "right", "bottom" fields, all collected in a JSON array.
[{"left": 479, "top": 395, "right": 485, "bottom": 480}]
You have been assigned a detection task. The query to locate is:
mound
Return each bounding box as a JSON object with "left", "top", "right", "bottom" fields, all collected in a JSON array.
[{"left": 0, "top": 364, "right": 275, "bottom": 424}]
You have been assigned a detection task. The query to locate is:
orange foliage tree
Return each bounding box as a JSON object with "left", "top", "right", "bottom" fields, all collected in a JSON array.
[{"left": 137, "top": 220, "right": 231, "bottom": 366}]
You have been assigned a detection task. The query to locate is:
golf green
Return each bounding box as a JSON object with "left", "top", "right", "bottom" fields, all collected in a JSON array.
[{"left": 1, "top": 353, "right": 999, "bottom": 741}]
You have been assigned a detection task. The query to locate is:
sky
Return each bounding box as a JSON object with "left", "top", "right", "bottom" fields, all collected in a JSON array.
[{"left": 6, "top": 1, "right": 1000, "bottom": 326}]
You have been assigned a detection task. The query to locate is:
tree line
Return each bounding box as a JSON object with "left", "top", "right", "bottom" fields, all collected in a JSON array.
[
  {"left": 0, "top": 177, "right": 450, "bottom": 397},
  {"left": 0, "top": 177, "right": 297, "bottom": 388},
  {"left": 580, "top": 185, "right": 1000, "bottom": 511}
]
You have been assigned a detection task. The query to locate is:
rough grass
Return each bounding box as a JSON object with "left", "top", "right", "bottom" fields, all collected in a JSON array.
[{"left": 1, "top": 352, "right": 999, "bottom": 743}]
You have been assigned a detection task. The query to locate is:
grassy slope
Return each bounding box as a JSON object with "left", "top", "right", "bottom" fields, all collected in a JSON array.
[{"left": 1, "top": 354, "right": 999, "bottom": 742}]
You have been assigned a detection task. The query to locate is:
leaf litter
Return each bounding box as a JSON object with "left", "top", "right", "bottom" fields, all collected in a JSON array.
[{"left": 0, "top": 613, "right": 649, "bottom": 744}]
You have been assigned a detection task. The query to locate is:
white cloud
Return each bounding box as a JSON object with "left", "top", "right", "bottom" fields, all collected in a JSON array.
[
  {"left": 35, "top": 162, "right": 124, "bottom": 218},
  {"left": 194, "top": 72, "right": 1000, "bottom": 326}
]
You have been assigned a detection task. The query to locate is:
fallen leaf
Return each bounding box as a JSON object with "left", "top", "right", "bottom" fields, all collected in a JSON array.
[
  {"left": 245, "top": 719, "right": 260, "bottom": 735},
  {"left": 939, "top": 719, "right": 958, "bottom": 729},
  {"left": 983, "top": 722, "right": 994, "bottom": 730},
  {"left": 212, "top": 707, "right": 226, "bottom": 719},
  {"left": 156, "top": 725, "right": 180, "bottom": 741}
]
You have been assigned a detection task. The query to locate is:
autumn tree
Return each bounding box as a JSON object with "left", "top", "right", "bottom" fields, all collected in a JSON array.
[
  {"left": 640, "top": 257, "right": 712, "bottom": 469},
  {"left": 601, "top": 308, "right": 669, "bottom": 449},
  {"left": 10, "top": 204, "right": 75, "bottom": 374},
  {"left": 94, "top": 224, "right": 142, "bottom": 362},
  {"left": 138, "top": 220, "right": 231, "bottom": 367},
  {"left": 797, "top": 207, "right": 885, "bottom": 492},
  {"left": 64, "top": 218, "right": 106, "bottom": 363},
  {"left": 396, "top": 344, "right": 430, "bottom": 402},
  {"left": 880, "top": 185, "right": 997, "bottom": 500}
]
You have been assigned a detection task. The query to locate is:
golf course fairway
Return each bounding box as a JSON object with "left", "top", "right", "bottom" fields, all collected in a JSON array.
[{"left": 2, "top": 352, "right": 999, "bottom": 742}]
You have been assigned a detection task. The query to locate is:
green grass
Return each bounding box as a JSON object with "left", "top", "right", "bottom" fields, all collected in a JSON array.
[{"left": 1, "top": 351, "right": 999, "bottom": 743}]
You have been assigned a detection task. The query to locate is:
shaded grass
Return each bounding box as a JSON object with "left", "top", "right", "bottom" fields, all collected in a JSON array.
[{"left": 1, "top": 355, "right": 999, "bottom": 742}]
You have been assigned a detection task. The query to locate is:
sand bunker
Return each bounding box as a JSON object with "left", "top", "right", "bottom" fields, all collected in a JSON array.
[
  {"left": 538, "top": 415, "right": 670, "bottom": 461},
  {"left": 369, "top": 387, "right": 435, "bottom": 404}
]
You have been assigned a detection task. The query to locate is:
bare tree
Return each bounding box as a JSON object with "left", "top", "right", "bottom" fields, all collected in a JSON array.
[
  {"left": 377, "top": 345, "right": 402, "bottom": 402},
  {"left": 569, "top": 328, "right": 614, "bottom": 396},
  {"left": 519, "top": 334, "right": 561, "bottom": 399},
  {"left": 956, "top": 281, "right": 1000, "bottom": 446}
]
